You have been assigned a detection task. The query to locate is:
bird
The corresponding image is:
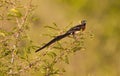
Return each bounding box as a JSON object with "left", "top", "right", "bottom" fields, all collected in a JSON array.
[{"left": 35, "top": 20, "right": 86, "bottom": 52}]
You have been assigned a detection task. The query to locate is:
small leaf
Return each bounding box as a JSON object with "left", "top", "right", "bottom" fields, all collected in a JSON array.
[
  {"left": 61, "top": 68, "right": 66, "bottom": 72},
  {"left": 0, "top": 50, "right": 11, "bottom": 58},
  {"left": 44, "top": 26, "right": 59, "bottom": 31},
  {"left": 52, "top": 22, "right": 58, "bottom": 27},
  {"left": 72, "top": 47, "right": 82, "bottom": 52},
  {"left": 64, "top": 55, "right": 69, "bottom": 64},
  {"left": 53, "top": 46, "right": 64, "bottom": 50},
  {"left": 8, "top": 8, "right": 22, "bottom": 18},
  {"left": 0, "top": 32, "right": 5, "bottom": 37},
  {"left": 53, "top": 69, "right": 60, "bottom": 74},
  {"left": 47, "top": 52, "right": 57, "bottom": 58}
]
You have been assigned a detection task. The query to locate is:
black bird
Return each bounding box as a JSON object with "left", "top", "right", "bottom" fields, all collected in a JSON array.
[{"left": 35, "top": 20, "right": 86, "bottom": 52}]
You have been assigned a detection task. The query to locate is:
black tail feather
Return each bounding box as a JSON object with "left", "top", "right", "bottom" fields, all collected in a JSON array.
[{"left": 35, "top": 33, "right": 70, "bottom": 52}]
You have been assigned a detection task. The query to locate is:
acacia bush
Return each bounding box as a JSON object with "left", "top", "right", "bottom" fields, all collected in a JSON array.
[{"left": 0, "top": 0, "right": 85, "bottom": 76}]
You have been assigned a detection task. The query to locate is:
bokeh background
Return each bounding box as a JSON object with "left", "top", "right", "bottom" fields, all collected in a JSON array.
[
  {"left": 30, "top": 0, "right": 120, "bottom": 76},
  {"left": 1, "top": 0, "right": 120, "bottom": 76}
]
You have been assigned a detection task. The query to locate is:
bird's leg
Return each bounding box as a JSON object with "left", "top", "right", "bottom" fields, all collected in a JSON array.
[{"left": 71, "top": 32, "right": 78, "bottom": 41}]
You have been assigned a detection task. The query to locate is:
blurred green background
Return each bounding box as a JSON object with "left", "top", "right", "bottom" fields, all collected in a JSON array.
[
  {"left": 1, "top": 0, "right": 120, "bottom": 76},
  {"left": 30, "top": 0, "right": 120, "bottom": 76}
]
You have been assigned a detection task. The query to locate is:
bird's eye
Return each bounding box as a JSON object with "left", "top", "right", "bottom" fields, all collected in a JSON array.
[{"left": 81, "top": 20, "right": 87, "bottom": 23}]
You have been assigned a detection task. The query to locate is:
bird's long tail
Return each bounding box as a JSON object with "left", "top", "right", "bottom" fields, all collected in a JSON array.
[{"left": 35, "top": 33, "right": 70, "bottom": 52}]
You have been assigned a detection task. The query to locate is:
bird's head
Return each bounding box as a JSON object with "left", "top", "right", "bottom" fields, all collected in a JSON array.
[{"left": 81, "top": 20, "right": 87, "bottom": 25}]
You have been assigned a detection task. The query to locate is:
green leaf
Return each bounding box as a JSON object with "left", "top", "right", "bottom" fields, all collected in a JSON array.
[
  {"left": 72, "top": 47, "right": 82, "bottom": 52},
  {"left": 61, "top": 68, "right": 66, "bottom": 72},
  {"left": 52, "top": 22, "right": 58, "bottom": 27},
  {"left": 53, "top": 69, "right": 60, "bottom": 74},
  {"left": 8, "top": 8, "right": 22, "bottom": 18},
  {"left": 0, "top": 50, "right": 11, "bottom": 58},
  {"left": 47, "top": 52, "right": 57, "bottom": 58},
  {"left": 44, "top": 25, "right": 59, "bottom": 31},
  {"left": 0, "top": 32, "right": 5, "bottom": 37},
  {"left": 53, "top": 46, "right": 63, "bottom": 50},
  {"left": 64, "top": 55, "right": 69, "bottom": 64}
]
